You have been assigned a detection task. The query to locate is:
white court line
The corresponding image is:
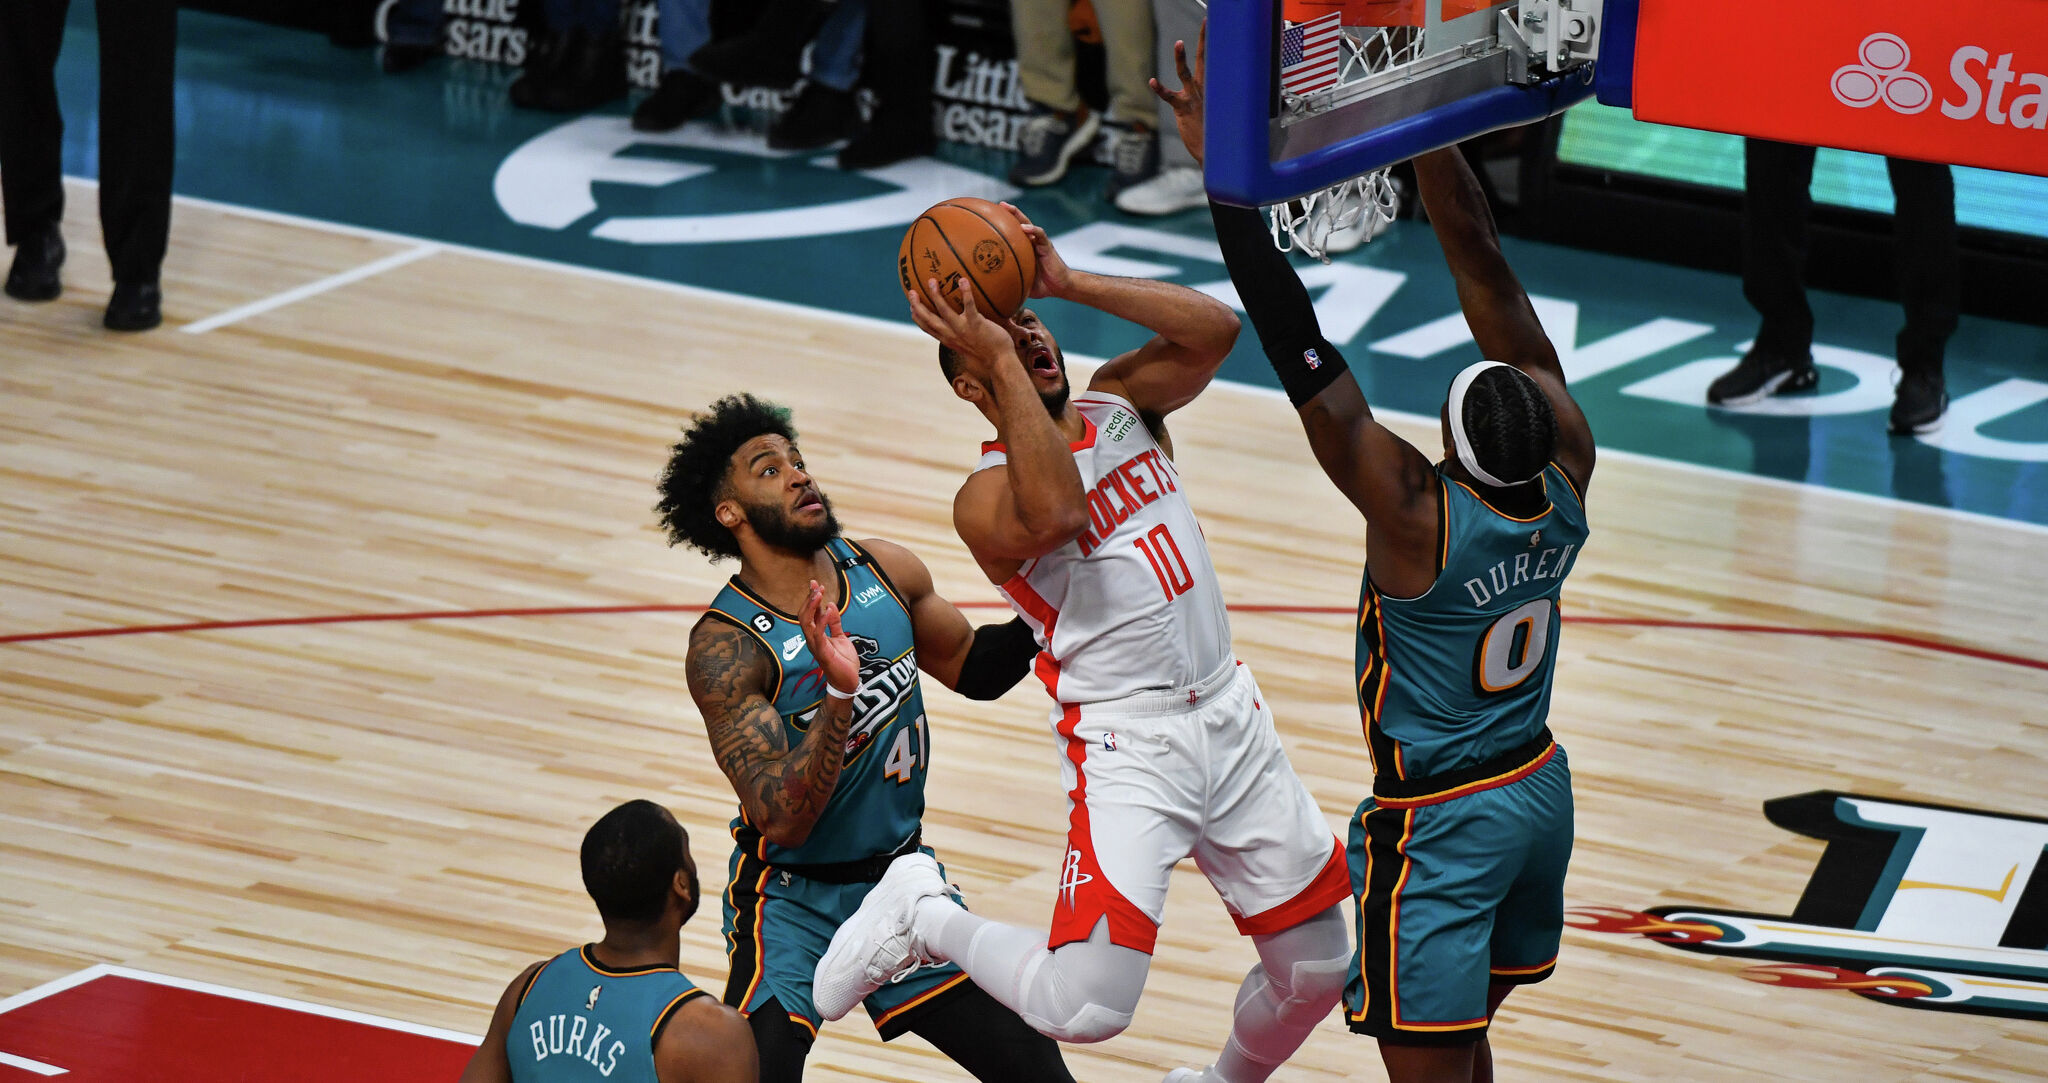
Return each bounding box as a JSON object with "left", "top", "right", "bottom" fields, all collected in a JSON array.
[
  {"left": 179, "top": 243, "right": 441, "bottom": 335},
  {"left": 0, "top": 963, "right": 481, "bottom": 1045},
  {"left": 0, "top": 1050, "right": 66, "bottom": 1076},
  {"left": 61, "top": 177, "right": 2048, "bottom": 539}
]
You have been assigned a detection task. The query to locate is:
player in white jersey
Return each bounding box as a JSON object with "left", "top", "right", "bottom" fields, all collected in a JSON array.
[{"left": 814, "top": 204, "right": 1353, "bottom": 1083}]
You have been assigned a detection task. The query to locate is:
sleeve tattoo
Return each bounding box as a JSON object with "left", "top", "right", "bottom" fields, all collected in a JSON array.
[{"left": 686, "top": 618, "right": 854, "bottom": 843}]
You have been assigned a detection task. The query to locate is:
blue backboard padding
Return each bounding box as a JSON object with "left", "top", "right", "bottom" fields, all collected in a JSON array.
[
  {"left": 1205, "top": 0, "right": 1599, "bottom": 206},
  {"left": 1594, "top": 0, "right": 1638, "bottom": 108}
]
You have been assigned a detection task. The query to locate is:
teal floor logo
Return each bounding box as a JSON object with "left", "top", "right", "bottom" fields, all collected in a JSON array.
[
  {"left": 1570, "top": 791, "right": 2048, "bottom": 1020},
  {"left": 491, "top": 116, "right": 1016, "bottom": 245}
]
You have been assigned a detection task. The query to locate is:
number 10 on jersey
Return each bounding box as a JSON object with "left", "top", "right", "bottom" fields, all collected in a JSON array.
[{"left": 1136, "top": 524, "right": 1193, "bottom": 601}]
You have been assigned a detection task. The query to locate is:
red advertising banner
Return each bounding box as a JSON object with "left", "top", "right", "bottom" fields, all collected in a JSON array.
[{"left": 1632, "top": 0, "right": 2048, "bottom": 177}]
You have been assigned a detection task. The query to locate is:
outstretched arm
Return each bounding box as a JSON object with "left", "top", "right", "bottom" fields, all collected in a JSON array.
[
  {"left": 685, "top": 583, "right": 859, "bottom": 849},
  {"left": 1411, "top": 148, "right": 1594, "bottom": 490},
  {"left": 860, "top": 538, "right": 1039, "bottom": 700},
  {"left": 1154, "top": 28, "right": 1438, "bottom": 543},
  {"left": 998, "top": 204, "right": 1240, "bottom": 419}
]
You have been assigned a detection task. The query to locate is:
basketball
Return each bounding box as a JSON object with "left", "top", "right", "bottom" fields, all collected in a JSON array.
[{"left": 897, "top": 197, "right": 1039, "bottom": 319}]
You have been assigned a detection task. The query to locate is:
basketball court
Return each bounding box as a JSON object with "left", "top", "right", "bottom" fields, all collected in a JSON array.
[{"left": 2, "top": 3, "right": 2045, "bottom": 1080}]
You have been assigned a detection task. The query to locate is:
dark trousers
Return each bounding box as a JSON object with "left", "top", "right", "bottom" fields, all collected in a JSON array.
[
  {"left": 0, "top": 0, "right": 176, "bottom": 285},
  {"left": 542, "top": 0, "right": 622, "bottom": 34},
  {"left": 860, "top": 0, "right": 933, "bottom": 127},
  {"left": 1741, "top": 138, "right": 1958, "bottom": 377},
  {"left": 386, "top": 0, "right": 445, "bottom": 48},
  {"left": 746, "top": 989, "right": 1075, "bottom": 1083}
]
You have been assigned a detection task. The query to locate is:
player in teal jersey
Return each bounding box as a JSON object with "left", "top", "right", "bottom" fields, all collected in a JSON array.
[
  {"left": 459, "top": 799, "right": 756, "bottom": 1083},
  {"left": 1157, "top": 28, "right": 1592, "bottom": 1083},
  {"left": 659, "top": 395, "right": 1075, "bottom": 1083}
]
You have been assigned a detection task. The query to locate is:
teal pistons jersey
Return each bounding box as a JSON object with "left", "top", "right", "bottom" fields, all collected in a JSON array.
[
  {"left": 507, "top": 945, "right": 708, "bottom": 1083},
  {"left": 706, "top": 538, "right": 929, "bottom": 865},
  {"left": 1356, "top": 464, "right": 1589, "bottom": 781}
]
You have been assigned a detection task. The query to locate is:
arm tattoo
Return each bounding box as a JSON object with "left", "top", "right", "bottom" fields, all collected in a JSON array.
[{"left": 686, "top": 618, "right": 855, "bottom": 845}]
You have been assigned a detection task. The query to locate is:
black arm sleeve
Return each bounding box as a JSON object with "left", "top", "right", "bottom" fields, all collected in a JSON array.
[
  {"left": 952, "top": 617, "right": 1039, "bottom": 701},
  {"left": 1208, "top": 200, "right": 1350, "bottom": 408}
]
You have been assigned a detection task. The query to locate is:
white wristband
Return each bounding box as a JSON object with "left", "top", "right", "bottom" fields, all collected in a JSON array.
[{"left": 826, "top": 684, "right": 856, "bottom": 701}]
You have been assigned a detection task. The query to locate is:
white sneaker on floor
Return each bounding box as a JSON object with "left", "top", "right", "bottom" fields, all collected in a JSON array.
[
  {"left": 812, "top": 852, "right": 950, "bottom": 1021},
  {"left": 1114, "top": 166, "right": 1207, "bottom": 216},
  {"left": 1163, "top": 1068, "right": 1220, "bottom": 1082}
]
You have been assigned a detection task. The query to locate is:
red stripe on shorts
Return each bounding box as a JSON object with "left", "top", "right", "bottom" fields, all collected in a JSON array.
[{"left": 1049, "top": 703, "right": 1160, "bottom": 954}]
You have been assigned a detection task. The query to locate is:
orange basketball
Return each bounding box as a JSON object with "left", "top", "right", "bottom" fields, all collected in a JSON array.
[{"left": 896, "top": 197, "right": 1039, "bottom": 320}]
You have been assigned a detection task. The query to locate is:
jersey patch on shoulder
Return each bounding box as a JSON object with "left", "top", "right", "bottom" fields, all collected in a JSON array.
[{"left": 751, "top": 612, "right": 775, "bottom": 634}]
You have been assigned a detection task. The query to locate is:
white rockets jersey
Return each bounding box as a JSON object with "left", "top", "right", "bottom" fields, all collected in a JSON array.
[{"left": 975, "top": 392, "right": 1233, "bottom": 704}]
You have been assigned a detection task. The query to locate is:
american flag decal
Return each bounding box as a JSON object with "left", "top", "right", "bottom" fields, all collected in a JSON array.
[{"left": 1280, "top": 12, "right": 1343, "bottom": 97}]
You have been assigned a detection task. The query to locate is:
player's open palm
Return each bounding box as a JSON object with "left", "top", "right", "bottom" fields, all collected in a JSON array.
[
  {"left": 997, "top": 202, "right": 1072, "bottom": 299},
  {"left": 800, "top": 580, "right": 861, "bottom": 696},
  {"left": 1150, "top": 21, "right": 1206, "bottom": 165}
]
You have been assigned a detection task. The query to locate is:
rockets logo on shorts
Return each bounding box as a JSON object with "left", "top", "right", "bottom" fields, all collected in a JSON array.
[{"left": 1059, "top": 848, "right": 1094, "bottom": 910}]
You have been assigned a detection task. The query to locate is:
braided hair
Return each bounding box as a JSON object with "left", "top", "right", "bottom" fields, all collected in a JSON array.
[{"left": 1458, "top": 364, "right": 1557, "bottom": 487}]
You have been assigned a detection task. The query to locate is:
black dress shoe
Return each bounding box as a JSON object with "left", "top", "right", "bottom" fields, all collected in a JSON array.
[
  {"left": 5, "top": 225, "right": 64, "bottom": 302},
  {"left": 768, "top": 84, "right": 858, "bottom": 151},
  {"left": 381, "top": 41, "right": 441, "bottom": 74},
  {"left": 632, "top": 69, "right": 720, "bottom": 132},
  {"left": 104, "top": 281, "right": 162, "bottom": 332},
  {"left": 838, "top": 118, "right": 936, "bottom": 170}
]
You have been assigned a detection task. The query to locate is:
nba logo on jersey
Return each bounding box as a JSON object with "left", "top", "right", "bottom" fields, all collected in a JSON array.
[
  {"left": 1103, "top": 732, "right": 1118, "bottom": 751},
  {"left": 585, "top": 986, "right": 600, "bottom": 1010},
  {"left": 1303, "top": 348, "right": 1322, "bottom": 369}
]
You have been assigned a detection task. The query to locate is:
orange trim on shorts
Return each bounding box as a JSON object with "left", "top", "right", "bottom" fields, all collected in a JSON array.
[
  {"left": 1371, "top": 742, "right": 1556, "bottom": 809},
  {"left": 1384, "top": 810, "right": 1417, "bottom": 1027},
  {"left": 786, "top": 1012, "right": 818, "bottom": 1038},
  {"left": 870, "top": 972, "right": 970, "bottom": 1030},
  {"left": 1491, "top": 955, "right": 1559, "bottom": 977},
  {"left": 1230, "top": 838, "right": 1350, "bottom": 936}
]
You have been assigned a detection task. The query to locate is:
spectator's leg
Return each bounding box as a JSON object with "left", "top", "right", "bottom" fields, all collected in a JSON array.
[
  {"left": 838, "top": 0, "right": 934, "bottom": 169},
  {"left": 385, "top": 0, "right": 445, "bottom": 47},
  {"left": 1115, "top": 0, "right": 1206, "bottom": 214},
  {"left": 689, "top": 0, "right": 840, "bottom": 91},
  {"left": 516, "top": 0, "right": 625, "bottom": 111},
  {"left": 1884, "top": 157, "right": 1957, "bottom": 432},
  {"left": 656, "top": 0, "right": 712, "bottom": 74},
  {"left": 94, "top": 0, "right": 176, "bottom": 325},
  {"left": 1885, "top": 158, "right": 1957, "bottom": 381},
  {"left": 1097, "top": 0, "right": 1154, "bottom": 128},
  {"left": 1740, "top": 138, "right": 1817, "bottom": 363},
  {"left": 0, "top": 0, "right": 71, "bottom": 255},
  {"left": 806, "top": 0, "right": 864, "bottom": 93},
  {"left": 1012, "top": 0, "right": 1080, "bottom": 113},
  {"left": 767, "top": 0, "right": 864, "bottom": 151}
]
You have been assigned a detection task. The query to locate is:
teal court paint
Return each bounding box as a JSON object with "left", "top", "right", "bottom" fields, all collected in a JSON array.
[{"left": 49, "top": 9, "right": 2048, "bottom": 527}]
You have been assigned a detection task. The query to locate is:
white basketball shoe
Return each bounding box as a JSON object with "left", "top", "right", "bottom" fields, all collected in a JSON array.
[
  {"left": 812, "top": 852, "right": 952, "bottom": 1021},
  {"left": 1163, "top": 1068, "right": 1222, "bottom": 1082}
]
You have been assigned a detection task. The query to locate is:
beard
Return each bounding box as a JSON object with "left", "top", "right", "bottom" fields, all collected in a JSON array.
[
  {"left": 1037, "top": 349, "right": 1072, "bottom": 416},
  {"left": 743, "top": 491, "right": 841, "bottom": 554}
]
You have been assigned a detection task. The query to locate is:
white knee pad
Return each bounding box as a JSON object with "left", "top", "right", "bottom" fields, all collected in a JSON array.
[
  {"left": 1024, "top": 1000, "right": 1134, "bottom": 1044},
  {"left": 1273, "top": 954, "right": 1348, "bottom": 1026}
]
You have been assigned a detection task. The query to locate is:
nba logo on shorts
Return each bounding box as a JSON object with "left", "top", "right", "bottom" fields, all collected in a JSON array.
[
  {"left": 1102, "top": 732, "right": 1118, "bottom": 751},
  {"left": 1303, "top": 348, "right": 1322, "bottom": 369}
]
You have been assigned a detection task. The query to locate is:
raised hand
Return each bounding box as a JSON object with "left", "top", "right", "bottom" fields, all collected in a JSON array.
[
  {"left": 906, "top": 274, "right": 1023, "bottom": 380},
  {"left": 799, "top": 579, "right": 860, "bottom": 696},
  {"left": 997, "top": 202, "right": 1073, "bottom": 299},
  {"left": 1149, "top": 21, "right": 1207, "bottom": 166}
]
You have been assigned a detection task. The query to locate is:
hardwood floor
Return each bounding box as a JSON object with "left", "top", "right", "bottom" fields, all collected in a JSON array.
[{"left": 2, "top": 185, "right": 2043, "bottom": 1080}]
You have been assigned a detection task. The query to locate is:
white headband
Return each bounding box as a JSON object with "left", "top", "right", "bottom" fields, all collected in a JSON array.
[{"left": 1447, "top": 360, "right": 1541, "bottom": 489}]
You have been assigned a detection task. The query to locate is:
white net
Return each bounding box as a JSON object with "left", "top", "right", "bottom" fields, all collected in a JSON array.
[{"left": 1269, "top": 22, "right": 1428, "bottom": 260}]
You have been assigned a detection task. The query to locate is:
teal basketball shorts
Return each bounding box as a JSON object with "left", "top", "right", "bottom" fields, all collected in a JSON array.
[
  {"left": 721, "top": 846, "right": 970, "bottom": 1040},
  {"left": 1343, "top": 746, "right": 1573, "bottom": 1045}
]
